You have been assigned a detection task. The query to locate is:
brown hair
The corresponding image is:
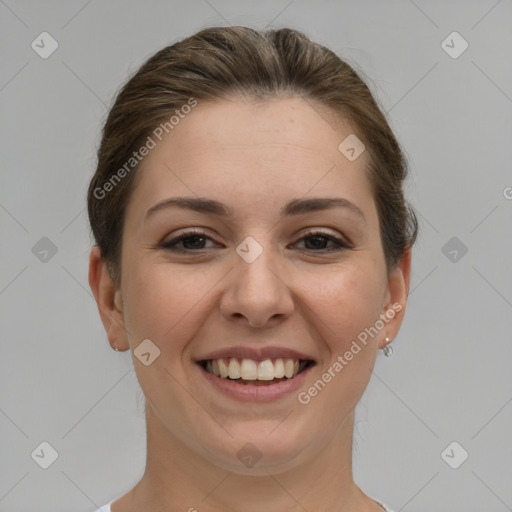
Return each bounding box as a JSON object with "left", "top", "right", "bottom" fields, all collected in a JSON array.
[{"left": 87, "top": 26, "right": 418, "bottom": 286}]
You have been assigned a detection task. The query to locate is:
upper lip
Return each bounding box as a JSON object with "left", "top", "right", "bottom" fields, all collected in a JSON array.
[{"left": 195, "top": 346, "right": 316, "bottom": 363}]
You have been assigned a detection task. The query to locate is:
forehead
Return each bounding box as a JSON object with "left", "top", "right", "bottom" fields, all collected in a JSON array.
[
  {"left": 128, "top": 96, "right": 375, "bottom": 222},
  {"left": 163, "top": 95, "right": 355, "bottom": 156}
]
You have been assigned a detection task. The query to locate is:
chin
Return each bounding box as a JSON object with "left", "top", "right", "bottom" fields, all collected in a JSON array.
[{"left": 200, "top": 427, "right": 314, "bottom": 476}]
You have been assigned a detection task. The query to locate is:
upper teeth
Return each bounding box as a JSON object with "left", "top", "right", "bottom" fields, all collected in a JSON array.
[{"left": 204, "top": 358, "right": 307, "bottom": 380}]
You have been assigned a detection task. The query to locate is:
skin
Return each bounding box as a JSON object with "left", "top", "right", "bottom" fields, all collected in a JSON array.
[{"left": 89, "top": 95, "right": 411, "bottom": 512}]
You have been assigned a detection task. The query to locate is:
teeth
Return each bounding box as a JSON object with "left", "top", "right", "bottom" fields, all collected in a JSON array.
[
  {"left": 204, "top": 357, "right": 308, "bottom": 381},
  {"left": 211, "top": 359, "right": 220, "bottom": 377},
  {"left": 273, "top": 358, "right": 285, "bottom": 378},
  {"left": 218, "top": 358, "right": 229, "bottom": 378},
  {"left": 284, "top": 359, "right": 295, "bottom": 378},
  {"left": 228, "top": 358, "right": 241, "bottom": 379},
  {"left": 257, "top": 359, "right": 274, "bottom": 380},
  {"left": 241, "top": 359, "right": 258, "bottom": 380}
]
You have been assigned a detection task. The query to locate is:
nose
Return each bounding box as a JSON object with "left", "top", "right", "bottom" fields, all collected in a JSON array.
[{"left": 219, "top": 239, "right": 295, "bottom": 329}]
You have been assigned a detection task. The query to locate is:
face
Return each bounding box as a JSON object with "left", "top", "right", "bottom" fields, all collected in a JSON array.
[{"left": 91, "top": 96, "right": 409, "bottom": 476}]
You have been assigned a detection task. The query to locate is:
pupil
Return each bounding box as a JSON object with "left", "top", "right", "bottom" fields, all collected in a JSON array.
[
  {"left": 185, "top": 236, "right": 205, "bottom": 249},
  {"left": 306, "top": 235, "right": 326, "bottom": 249}
]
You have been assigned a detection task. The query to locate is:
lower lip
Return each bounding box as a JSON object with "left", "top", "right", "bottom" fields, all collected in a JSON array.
[{"left": 196, "top": 363, "right": 314, "bottom": 402}]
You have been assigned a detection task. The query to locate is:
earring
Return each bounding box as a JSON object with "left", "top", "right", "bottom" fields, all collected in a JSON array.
[
  {"left": 382, "top": 337, "right": 393, "bottom": 357},
  {"left": 112, "top": 345, "right": 120, "bottom": 352}
]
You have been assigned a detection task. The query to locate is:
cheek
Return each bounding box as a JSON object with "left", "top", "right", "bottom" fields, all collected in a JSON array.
[
  {"left": 304, "top": 262, "right": 386, "bottom": 347},
  {"left": 296, "top": 266, "right": 384, "bottom": 418},
  {"left": 121, "top": 258, "right": 219, "bottom": 346}
]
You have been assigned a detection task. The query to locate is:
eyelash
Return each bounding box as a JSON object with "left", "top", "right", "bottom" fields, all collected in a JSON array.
[{"left": 159, "top": 229, "right": 351, "bottom": 253}]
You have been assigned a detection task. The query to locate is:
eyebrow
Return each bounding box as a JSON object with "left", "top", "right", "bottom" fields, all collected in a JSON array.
[{"left": 145, "top": 196, "right": 366, "bottom": 222}]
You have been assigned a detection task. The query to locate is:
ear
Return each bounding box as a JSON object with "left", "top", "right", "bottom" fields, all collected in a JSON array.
[
  {"left": 88, "top": 246, "right": 130, "bottom": 351},
  {"left": 378, "top": 246, "right": 412, "bottom": 349}
]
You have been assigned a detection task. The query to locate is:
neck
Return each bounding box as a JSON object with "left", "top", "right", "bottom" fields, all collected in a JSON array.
[{"left": 124, "top": 405, "right": 375, "bottom": 512}]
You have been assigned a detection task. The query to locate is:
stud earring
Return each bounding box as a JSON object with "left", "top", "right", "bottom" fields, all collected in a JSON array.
[
  {"left": 382, "top": 337, "right": 393, "bottom": 357},
  {"left": 113, "top": 345, "right": 120, "bottom": 351}
]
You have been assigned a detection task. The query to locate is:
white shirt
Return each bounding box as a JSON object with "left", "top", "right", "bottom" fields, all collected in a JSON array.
[{"left": 94, "top": 499, "right": 396, "bottom": 511}]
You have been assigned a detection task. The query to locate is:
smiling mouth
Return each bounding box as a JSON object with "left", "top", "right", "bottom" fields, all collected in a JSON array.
[{"left": 199, "top": 357, "right": 315, "bottom": 385}]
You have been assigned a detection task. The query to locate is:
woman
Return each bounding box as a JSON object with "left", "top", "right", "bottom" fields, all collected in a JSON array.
[{"left": 88, "top": 25, "right": 417, "bottom": 512}]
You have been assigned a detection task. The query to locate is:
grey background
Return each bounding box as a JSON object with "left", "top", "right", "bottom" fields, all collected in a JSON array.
[{"left": 1, "top": 0, "right": 511, "bottom": 511}]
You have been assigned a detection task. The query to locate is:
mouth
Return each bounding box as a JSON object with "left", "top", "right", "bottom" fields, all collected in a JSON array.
[{"left": 198, "top": 357, "right": 315, "bottom": 386}]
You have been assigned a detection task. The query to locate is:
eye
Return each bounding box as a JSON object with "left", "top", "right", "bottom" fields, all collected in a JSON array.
[
  {"left": 293, "top": 230, "right": 351, "bottom": 252},
  {"left": 159, "top": 229, "right": 217, "bottom": 252},
  {"left": 159, "top": 229, "right": 351, "bottom": 253}
]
